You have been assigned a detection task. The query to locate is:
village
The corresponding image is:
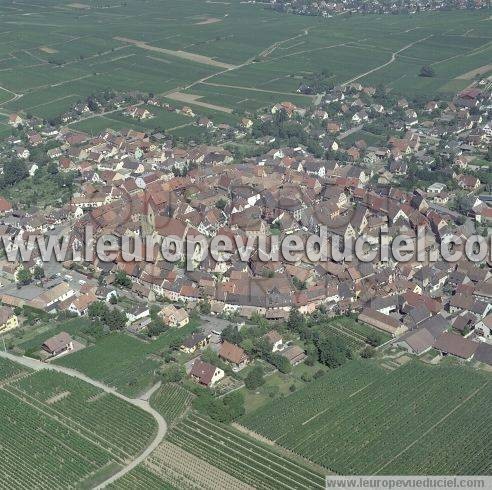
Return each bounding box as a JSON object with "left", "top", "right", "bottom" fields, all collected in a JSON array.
[{"left": 0, "top": 74, "right": 491, "bottom": 401}]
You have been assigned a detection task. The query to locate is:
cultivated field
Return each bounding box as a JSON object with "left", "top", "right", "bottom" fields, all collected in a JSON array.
[
  {"left": 108, "top": 440, "right": 252, "bottom": 490},
  {"left": 0, "top": 357, "right": 156, "bottom": 489},
  {"left": 167, "top": 413, "right": 326, "bottom": 489},
  {"left": 0, "top": 0, "right": 490, "bottom": 125},
  {"left": 150, "top": 383, "right": 194, "bottom": 425},
  {"left": 54, "top": 326, "right": 195, "bottom": 396},
  {"left": 239, "top": 360, "right": 492, "bottom": 475}
]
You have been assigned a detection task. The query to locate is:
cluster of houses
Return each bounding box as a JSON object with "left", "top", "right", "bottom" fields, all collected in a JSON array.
[
  {"left": 186, "top": 328, "right": 305, "bottom": 388},
  {"left": 269, "top": 0, "right": 490, "bottom": 17},
  {"left": 0, "top": 79, "right": 490, "bottom": 372}
]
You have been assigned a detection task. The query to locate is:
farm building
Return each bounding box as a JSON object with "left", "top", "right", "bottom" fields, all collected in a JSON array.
[
  {"left": 189, "top": 359, "right": 224, "bottom": 387},
  {"left": 358, "top": 308, "right": 407, "bottom": 337},
  {"left": 397, "top": 328, "right": 435, "bottom": 355},
  {"left": 42, "top": 332, "right": 74, "bottom": 358},
  {"left": 433, "top": 332, "right": 479, "bottom": 361},
  {"left": 282, "top": 345, "right": 306, "bottom": 366}
]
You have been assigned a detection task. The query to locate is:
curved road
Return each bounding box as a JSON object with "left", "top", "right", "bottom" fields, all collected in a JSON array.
[{"left": 0, "top": 351, "right": 167, "bottom": 489}]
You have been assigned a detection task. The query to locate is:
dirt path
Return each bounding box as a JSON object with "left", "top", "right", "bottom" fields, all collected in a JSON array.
[
  {"left": 166, "top": 91, "right": 233, "bottom": 113},
  {"left": 342, "top": 35, "right": 433, "bottom": 86},
  {"left": 203, "top": 81, "right": 314, "bottom": 98},
  {"left": 114, "top": 37, "right": 236, "bottom": 69},
  {"left": 0, "top": 351, "right": 167, "bottom": 489},
  {"left": 373, "top": 381, "right": 489, "bottom": 475}
]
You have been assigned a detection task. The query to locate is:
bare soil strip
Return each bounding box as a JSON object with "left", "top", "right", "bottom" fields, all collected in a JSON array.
[
  {"left": 195, "top": 17, "right": 222, "bottom": 25},
  {"left": 204, "top": 81, "right": 314, "bottom": 98},
  {"left": 166, "top": 91, "right": 233, "bottom": 113},
  {"left": 456, "top": 64, "right": 492, "bottom": 80},
  {"left": 45, "top": 390, "right": 71, "bottom": 405},
  {"left": 113, "top": 36, "right": 236, "bottom": 69}
]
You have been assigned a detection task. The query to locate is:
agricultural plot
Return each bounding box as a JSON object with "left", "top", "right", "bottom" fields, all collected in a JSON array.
[
  {"left": 240, "top": 360, "right": 492, "bottom": 475},
  {"left": 55, "top": 325, "right": 196, "bottom": 396},
  {"left": 150, "top": 383, "right": 194, "bottom": 424},
  {"left": 0, "top": 1, "right": 490, "bottom": 121},
  {"left": 167, "top": 413, "right": 326, "bottom": 490},
  {"left": 0, "top": 357, "right": 156, "bottom": 489},
  {"left": 315, "top": 316, "right": 391, "bottom": 351},
  {"left": 108, "top": 440, "right": 251, "bottom": 490}
]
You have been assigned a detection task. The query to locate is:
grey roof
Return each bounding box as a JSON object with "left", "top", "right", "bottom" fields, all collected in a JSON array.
[
  {"left": 399, "top": 328, "right": 435, "bottom": 354},
  {"left": 418, "top": 314, "right": 449, "bottom": 338},
  {"left": 474, "top": 343, "right": 492, "bottom": 366}
]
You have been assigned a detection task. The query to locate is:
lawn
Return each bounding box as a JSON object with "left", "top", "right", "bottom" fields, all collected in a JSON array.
[{"left": 239, "top": 359, "right": 492, "bottom": 475}]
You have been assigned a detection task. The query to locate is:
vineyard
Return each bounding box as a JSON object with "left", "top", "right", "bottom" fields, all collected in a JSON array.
[
  {"left": 0, "top": 357, "right": 157, "bottom": 488},
  {"left": 150, "top": 383, "right": 194, "bottom": 425},
  {"left": 239, "top": 360, "right": 492, "bottom": 475},
  {"left": 167, "top": 413, "right": 325, "bottom": 489},
  {"left": 316, "top": 317, "right": 391, "bottom": 350},
  {"left": 54, "top": 326, "right": 195, "bottom": 396},
  {"left": 109, "top": 440, "right": 253, "bottom": 490}
]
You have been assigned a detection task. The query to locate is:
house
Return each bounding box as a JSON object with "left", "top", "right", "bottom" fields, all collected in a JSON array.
[
  {"left": 41, "top": 332, "right": 74, "bottom": 358},
  {"left": 265, "top": 330, "right": 283, "bottom": 352},
  {"left": 358, "top": 308, "right": 407, "bottom": 337},
  {"left": 0, "top": 196, "right": 13, "bottom": 216},
  {"left": 125, "top": 305, "right": 149, "bottom": 325},
  {"left": 456, "top": 174, "right": 480, "bottom": 191},
  {"left": 474, "top": 314, "right": 492, "bottom": 339},
  {"left": 8, "top": 114, "right": 23, "bottom": 128},
  {"left": 427, "top": 183, "right": 446, "bottom": 194},
  {"left": 189, "top": 359, "right": 224, "bottom": 387},
  {"left": 281, "top": 344, "right": 306, "bottom": 366},
  {"left": 0, "top": 306, "right": 18, "bottom": 333},
  {"left": 433, "top": 332, "right": 478, "bottom": 361},
  {"left": 219, "top": 341, "right": 248, "bottom": 370},
  {"left": 180, "top": 333, "right": 210, "bottom": 354},
  {"left": 158, "top": 305, "right": 189, "bottom": 328},
  {"left": 68, "top": 293, "right": 98, "bottom": 316}
]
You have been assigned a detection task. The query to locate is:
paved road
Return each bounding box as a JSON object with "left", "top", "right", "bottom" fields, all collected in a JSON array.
[{"left": 0, "top": 351, "right": 167, "bottom": 489}]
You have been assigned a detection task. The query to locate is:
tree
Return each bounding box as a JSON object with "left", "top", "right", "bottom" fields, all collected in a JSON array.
[
  {"left": 160, "top": 364, "right": 184, "bottom": 383},
  {"left": 16, "top": 267, "right": 32, "bottom": 286},
  {"left": 221, "top": 325, "right": 243, "bottom": 345},
  {"left": 1, "top": 159, "right": 28, "bottom": 187},
  {"left": 317, "top": 337, "right": 351, "bottom": 368},
  {"left": 269, "top": 353, "right": 292, "bottom": 374},
  {"left": 198, "top": 299, "right": 211, "bottom": 315},
  {"left": 287, "top": 308, "right": 304, "bottom": 332},
  {"left": 367, "top": 331, "right": 383, "bottom": 347},
  {"left": 360, "top": 345, "right": 376, "bottom": 358},
  {"left": 105, "top": 308, "right": 127, "bottom": 331},
  {"left": 215, "top": 198, "right": 227, "bottom": 210},
  {"left": 244, "top": 365, "right": 265, "bottom": 390},
  {"left": 419, "top": 65, "right": 435, "bottom": 78},
  {"left": 88, "top": 301, "right": 109, "bottom": 320},
  {"left": 32, "top": 265, "right": 45, "bottom": 280},
  {"left": 114, "top": 270, "right": 132, "bottom": 288}
]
